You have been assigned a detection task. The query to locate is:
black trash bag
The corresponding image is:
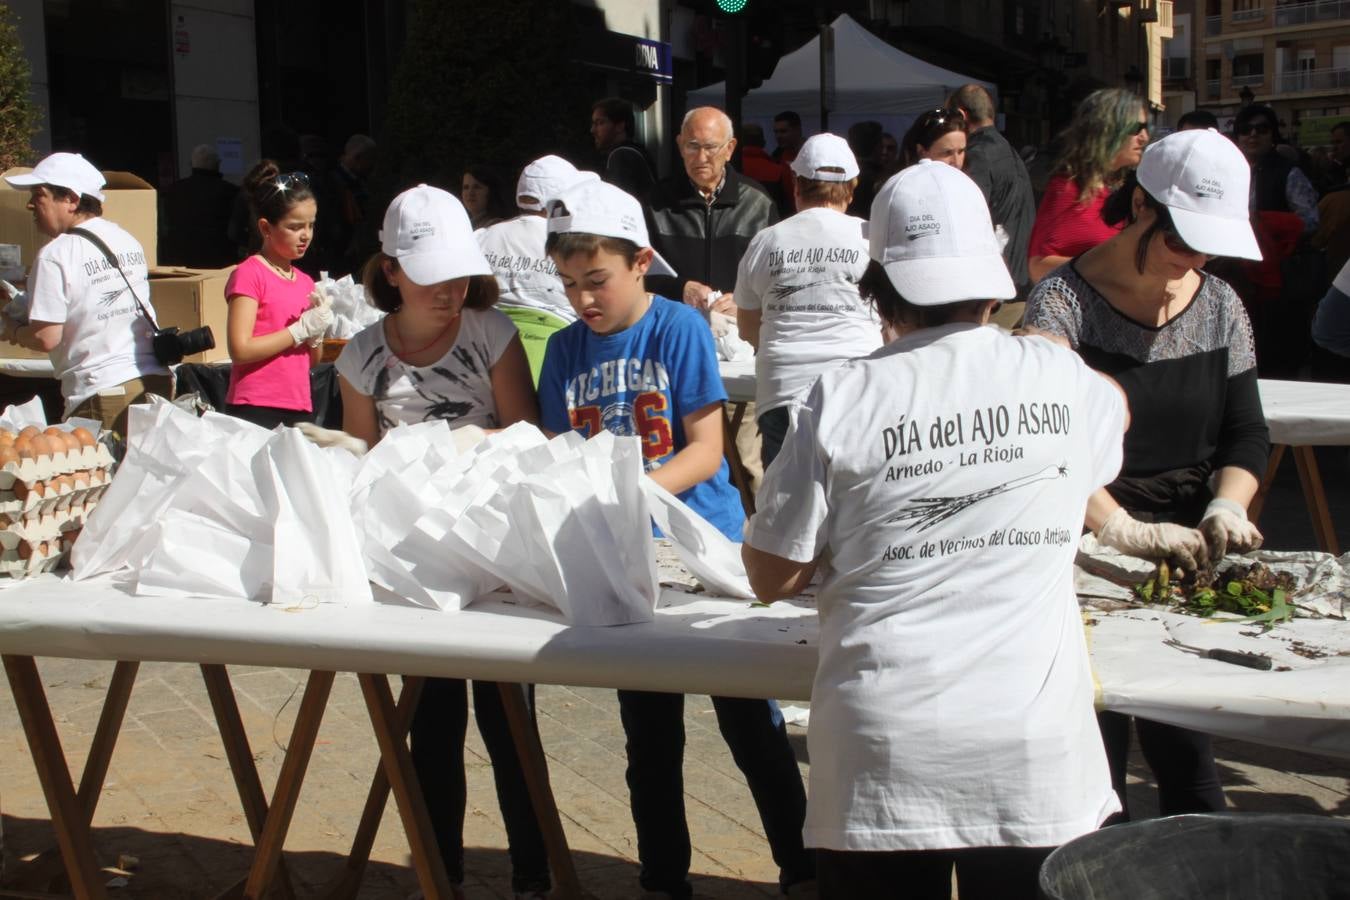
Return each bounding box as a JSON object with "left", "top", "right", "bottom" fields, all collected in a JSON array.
[{"left": 1039, "top": 813, "right": 1350, "bottom": 900}]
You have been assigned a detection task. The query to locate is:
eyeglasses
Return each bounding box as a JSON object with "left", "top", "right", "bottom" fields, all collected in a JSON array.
[
  {"left": 1129, "top": 121, "right": 1149, "bottom": 136},
  {"left": 1238, "top": 122, "right": 1273, "bottom": 136},
  {"left": 679, "top": 139, "right": 732, "bottom": 157},
  {"left": 271, "top": 171, "right": 311, "bottom": 194}
]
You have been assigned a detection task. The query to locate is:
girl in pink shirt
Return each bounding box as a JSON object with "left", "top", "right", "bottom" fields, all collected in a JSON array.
[{"left": 223, "top": 160, "right": 332, "bottom": 429}]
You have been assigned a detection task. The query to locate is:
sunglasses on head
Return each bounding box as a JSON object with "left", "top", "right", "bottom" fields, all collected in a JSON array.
[
  {"left": 917, "top": 108, "right": 962, "bottom": 129},
  {"left": 271, "top": 171, "right": 311, "bottom": 194},
  {"left": 1238, "top": 122, "right": 1273, "bottom": 136}
]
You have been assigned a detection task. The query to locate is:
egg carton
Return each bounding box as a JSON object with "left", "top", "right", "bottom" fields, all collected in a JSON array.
[
  {"left": 0, "top": 445, "right": 114, "bottom": 490},
  {"left": 0, "top": 542, "right": 67, "bottom": 578},
  {"left": 0, "top": 470, "right": 111, "bottom": 518}
]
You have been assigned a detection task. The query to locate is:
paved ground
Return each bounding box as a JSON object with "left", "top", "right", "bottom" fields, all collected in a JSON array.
[{"left": 0, "top": 448, "right": 1345, "bottom": 898}]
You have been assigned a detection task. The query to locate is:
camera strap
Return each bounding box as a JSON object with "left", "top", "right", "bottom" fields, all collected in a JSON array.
[{"left": 68, "top": 226, "right": 162, "bottom": 332}]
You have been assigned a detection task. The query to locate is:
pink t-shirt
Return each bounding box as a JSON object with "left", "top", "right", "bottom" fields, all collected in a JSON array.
[
  {"left": 224, "top": 255, "right": 316, "bottom": 411},
  {"left": 1027, "top": 173, "right": 1123, "bottom": 262}
]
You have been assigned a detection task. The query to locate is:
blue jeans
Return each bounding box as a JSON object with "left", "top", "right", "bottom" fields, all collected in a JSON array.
[
  {"left": 409, "top": 677, "right": 550, "bottom": 893},
  {"left": 617, "top": 690, "right": 814, "bottom": 897}
]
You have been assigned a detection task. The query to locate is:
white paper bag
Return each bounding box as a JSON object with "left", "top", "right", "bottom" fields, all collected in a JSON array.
[{"left": 642, "top": 475, "right": 755, "bottom": 599}]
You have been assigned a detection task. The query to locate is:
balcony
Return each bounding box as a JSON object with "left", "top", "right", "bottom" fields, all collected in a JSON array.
[
  {"left": 1206, "top": 78, "right": 1223, "bottom": 99},
  {"left": 1274, "top": 0, "right": 1350, "bottom": 26},
  {"left": 1206, "top": 13, "right": 1223, "bottom": 33},
  {"left": 1275, "top": 65, "right": 1350, "bottom": 92},
  {"left": 1232, "top": 72, "right": 1265, "bottom": 87},
  {"left": 1231, "top": 5, "right": 1267, "bottom": 21}
]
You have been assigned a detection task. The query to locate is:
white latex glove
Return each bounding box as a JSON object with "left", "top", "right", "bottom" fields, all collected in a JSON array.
[
  {"left": 450, "top": 424, "right": 487, "bottom": 455},
  {"left": 295, "top": 422, "right": 368, "bottom": 457},
  {"left": 287, "top": 304, "right": 333, "bottom": 346},
  {"left": 1096, "top": 507, "right": 1210, "bottom": 575},
  {"left": 1198, "top": 497, "right": 1263, "bottom": 559},
  {"left": 308, "top": 286, "right": 334, "bottom": 311}
]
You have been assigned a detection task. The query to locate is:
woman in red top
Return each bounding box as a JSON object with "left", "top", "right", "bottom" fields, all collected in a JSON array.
[{"left": 1028, "top": 89, "right": 1150, "bottom": 283}]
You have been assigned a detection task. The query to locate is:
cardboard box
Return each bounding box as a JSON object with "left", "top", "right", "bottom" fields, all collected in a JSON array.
[
  {"left": 0, "top": 168, "right": 158, "bottom": 270},
  {"left": 0, "top": 266, "right": 233, "bottom": 364},
  {"left": 147, "top": 266, "right": 233, "bottom": 364}
]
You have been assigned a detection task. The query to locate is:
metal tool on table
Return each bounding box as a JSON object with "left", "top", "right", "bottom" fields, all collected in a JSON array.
[{"left": 1163, "top": 637, "right": 1274, "bottom": 670}]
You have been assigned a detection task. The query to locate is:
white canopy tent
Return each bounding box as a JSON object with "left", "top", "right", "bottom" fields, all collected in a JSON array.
[{"left": 687, "top": 14, "right": 996, "bottom": 146}]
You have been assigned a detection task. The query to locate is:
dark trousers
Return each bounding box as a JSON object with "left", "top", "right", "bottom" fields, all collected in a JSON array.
[
  {"left": 409, "top": 677, "right": 550, "bottom": 893},
  {"left": 224, "top": 402, "right": 313, "bottom": 430},
  {"left": 1098, "top": 711, "right": 1226, "bottom": 821},
  {"left": 758, "top": 406, "right": 792, "bottom": 471},
  {"left": 817, "top": 845, "right": 1053, "bottom": 900},
  {"left": 617, "top": 690, "right": 813, "bottom": 898}
]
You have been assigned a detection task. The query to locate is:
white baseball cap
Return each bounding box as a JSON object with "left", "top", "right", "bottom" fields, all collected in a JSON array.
[
  {"left": 1137, "top": 128, "right": 1261, "bottom": 261},
  {"left": 868, "top": 159, "right": 1015, "bottom": 306},
  {"left": 545, "top": 179, "right": 676, "bottom": 277},
  {"left": 790, "top": 133, "right": 860, "bottom": 182},
  {"left": 4, "top": 152, "right": 106, "bottom": 201},
  {"left": 379, "top": 185, "right": 491, "bottom": 285},
  {"left": 516, "top": 155, "right": 581, "bottom": 212}
]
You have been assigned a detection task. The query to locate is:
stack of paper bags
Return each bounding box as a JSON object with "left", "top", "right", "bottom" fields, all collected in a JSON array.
[{"left": 71, "top": 398, "right": 370, "bottom": 606}]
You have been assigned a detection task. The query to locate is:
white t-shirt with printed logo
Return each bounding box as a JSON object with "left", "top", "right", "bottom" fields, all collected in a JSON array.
[
  {"left": 475, "top": 215, "right": 576, "bottom": 323},
  {"left": 334, "top": 307, "right": 518, "bottom": 434},
  {"left": 734, "top": 206, "right": 880, "bottom": 413},
  {"left": 28, "top": 217, "right": 167, "bottom": 412},
  {"left": 746, "top": 324, "right": 1124, "bottom": 851}
]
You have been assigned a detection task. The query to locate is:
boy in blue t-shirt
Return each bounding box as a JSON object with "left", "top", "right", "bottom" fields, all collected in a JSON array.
[{"left": 539, "top": 178, "right": 814, "bottom": 899}]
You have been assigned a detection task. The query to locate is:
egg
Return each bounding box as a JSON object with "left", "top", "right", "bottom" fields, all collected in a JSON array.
[
  {"left": 27, "top": 435, "right": 53, "bottom": 460},
  {"left": 0, "top": 447, "right": 17, "bottom": 467},
  {"left": 71, "top": 427, "right": 95, "bottom": 448},
  {"left": 57, "top": 473, "right": 75, "bottom": 492},
  {"left": 0, "top": 430, "right": 14, "bottom": 446},
  {"left": 57, "top": 431, "right": 79, "bottom": 454},
  {"left": 15, "top": 436, "right": 35, "bottom": 460},
  {"left": 17, "top": 542, "right": 31, "bottom": 560},
  {"left": 18, "top": 426, "right": 39, "bottom": 441},
  {"left": 43, "top": 426, "right": 63, "bottom": 438}
]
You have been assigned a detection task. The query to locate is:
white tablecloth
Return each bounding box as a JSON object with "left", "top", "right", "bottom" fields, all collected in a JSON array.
[
  {"left": 0, "top": 357, "right": 55, "bottom": 378},
  {"left": 722, "top": 362, "right": 1350, "bottom": 449},
  {"left": 0, "top": 574, "right": 1345, "bottom": 759}
]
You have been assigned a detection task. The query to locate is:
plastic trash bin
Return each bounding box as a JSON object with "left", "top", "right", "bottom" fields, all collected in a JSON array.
[{"left": 1039, "top": 813, "right": 1350, "bottom": 900}]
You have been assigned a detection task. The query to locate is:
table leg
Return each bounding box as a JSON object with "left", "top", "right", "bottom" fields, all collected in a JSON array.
[
  {"left": 497, "top": 682, "right": 582, "bottom": 899},
  {"left": 1, "top": 655, "right": 109, "bottom": 900},
  {"left": 1248, "top": 443, "right": 1285, "bottom": 526},
  {"left": 358, "top": 674, "right": 456, "bottom": 900},
  {"left": 723, "top": 401, "right": 755, "bottom": 515},
  {"left": 7, "top": 660, "right": 138, "bottom": 893},
  {"left": 239, "top": 670, "right": 334, "bottom": 900},
  {"left": 317, "top": 676, "right": 425, "bottom": 900},
  {"left": 199, "top": 664, "right": 297, "bottom": 900},
  {"left": 1292, "top": 445, "right": 1341, "bottom": 555}
]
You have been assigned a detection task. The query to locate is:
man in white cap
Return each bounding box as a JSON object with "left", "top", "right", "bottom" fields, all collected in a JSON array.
[
  {"left": 475, "top": 156, "right": 589, "bottom": 382},
  {"left": 733, "top": 133, "right": 879, "bottom": 467},
  {"left": 743, "top": 160, "right": 1128, "bottom": 900},
  {"left": 2, "top": 152, "right": 171, "bottom": 436}
]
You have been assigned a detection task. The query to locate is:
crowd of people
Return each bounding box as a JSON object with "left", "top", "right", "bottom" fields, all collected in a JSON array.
[{"left": 0, "top": 84, "right": 1347, "bottom": 900}]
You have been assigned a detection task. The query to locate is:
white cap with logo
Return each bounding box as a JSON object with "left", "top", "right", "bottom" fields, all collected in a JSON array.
[
  {"left": 545, "top": 178, "right": 677, "bottom": 277},
  {"left": 4, "top": 152, "right": 106, "bottom": 201},
  {"left": 379, "top": 185, "right": 492, "bottom": 285},
  {"left": 1137, "top": 128, "right": 1261, "bottom": 261},
  {"left": 868, "top": 159, "right": 1015, "bottom": 306},
  {"left": 516, "top": 155, "right": 582, "bottom": 212},
  {"left": 790, "top": 133, "right": 860, "bottom": 182}
]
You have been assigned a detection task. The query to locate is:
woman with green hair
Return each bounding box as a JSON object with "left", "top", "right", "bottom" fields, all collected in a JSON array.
[{"left": 1027, "top": 89, "right": 1150, "bottom": 283}]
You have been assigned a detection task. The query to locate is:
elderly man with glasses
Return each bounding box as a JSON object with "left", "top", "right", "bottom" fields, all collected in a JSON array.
[{"left": 645, "top": 107, "right": 779, "bottom": 318}]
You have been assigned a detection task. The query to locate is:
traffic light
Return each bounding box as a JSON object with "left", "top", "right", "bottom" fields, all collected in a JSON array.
[{"left": 716, "top": 0, "right": 749, "bottom": 12}]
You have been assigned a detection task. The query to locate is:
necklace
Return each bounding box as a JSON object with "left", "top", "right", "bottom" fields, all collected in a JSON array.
[
  {"left": 391, "top": 313, "right": 457, "bottom": 360},
  {"left": 259, "top": 253, "right": 294, "bottom": 280}
]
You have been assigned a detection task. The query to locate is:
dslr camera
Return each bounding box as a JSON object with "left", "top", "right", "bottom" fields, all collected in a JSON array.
[{"left": 152, "top": 325, "right": 216, "bottom": 366}]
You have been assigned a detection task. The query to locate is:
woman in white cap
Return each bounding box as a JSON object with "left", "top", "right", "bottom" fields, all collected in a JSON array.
[
  {"left": 742, "top": 159, "right": 1128, "bottom": 900},
  {"left": 2, "top": 152, "right": 171, "bottom": 436},
  {"left": 335, "top": 185, "right": 546, "bottom": 899},
  {"left": 734, "top": 133, "right": 879, "bottom": 467},
  {"left": 1023, "top": 128, "right": 1268, "bottom": 821}
]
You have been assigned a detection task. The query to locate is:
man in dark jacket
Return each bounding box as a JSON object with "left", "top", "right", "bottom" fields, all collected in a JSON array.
[
  {"left": 646, "top": 107, "right": 778, "bottom": 317},
  {"left": 949, "top": 84, "right": 1035, "bottom": 316},
  {"left": 159, "top": 144, "right": 239, "bottom": 269},
  {"left": 591, "top": 97, "right": 657, "bottom": 203}
]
